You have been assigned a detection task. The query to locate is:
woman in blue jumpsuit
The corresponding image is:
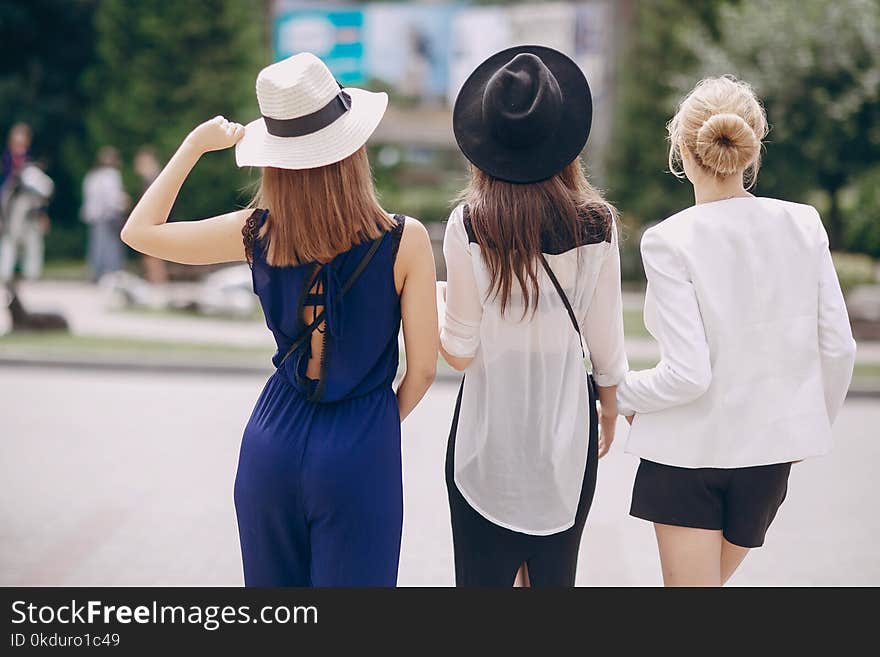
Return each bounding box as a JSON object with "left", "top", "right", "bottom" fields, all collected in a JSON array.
[
  {"left": 235, "top": 210, "right": 408, "bottom": 586},
  {"left": 120, "top": 53, "right": 439, "bottom": 587}
]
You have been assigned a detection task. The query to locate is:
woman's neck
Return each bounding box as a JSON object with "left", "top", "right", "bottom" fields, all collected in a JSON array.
[{"left": 692, "top": 174, "right": 752, "bottom": 205}]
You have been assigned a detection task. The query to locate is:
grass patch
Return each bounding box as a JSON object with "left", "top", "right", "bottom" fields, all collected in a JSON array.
[
  {"left": 40, "top": 259, "right": 91, "bottom": 281},
  {"left": 0, "top": 331, "right": 271, "bottom": 358},
  {"left": 623, "top": 307, "right": 649, "bottom": 338},
  {"left": 853, "top": 361, "right": 880, "bottom": 381}
]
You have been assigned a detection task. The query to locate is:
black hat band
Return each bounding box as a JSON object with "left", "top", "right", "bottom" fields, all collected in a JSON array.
[{"left": 262, "top": 89, "right": 352, "bottom": 138}]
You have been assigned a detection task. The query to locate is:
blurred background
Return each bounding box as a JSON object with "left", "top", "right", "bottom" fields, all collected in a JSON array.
[{"left": 1, "top": 0, "right": 878, "bottom": 586}]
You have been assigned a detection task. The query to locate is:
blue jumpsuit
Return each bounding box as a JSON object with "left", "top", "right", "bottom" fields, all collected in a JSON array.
[{"left": 234, "top": 210, "right": 406, "bottom": 586}]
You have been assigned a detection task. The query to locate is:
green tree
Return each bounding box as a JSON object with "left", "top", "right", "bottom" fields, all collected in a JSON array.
[
  {"left": 693, "top": 0, "right": 880, "bottom": 249},
  {"left": 0, "top": 0, "right": 98, "bottom": 255},
  {"left": 606, "top": 0, "right": 733, "bottom": 228},
  {"left": 84, "top": 0, "right": 267, "bottom": 223}
]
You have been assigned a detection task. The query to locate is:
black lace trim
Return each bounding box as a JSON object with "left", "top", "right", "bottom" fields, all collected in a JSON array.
[
  {"left": 242, "top": 208, "right": 266, "bottom": 265},
  {"left": 462, "top": 203, "right": 613, "bottom": 254},
  {"left": 390, "top": 214, "right": 405, "bottom": 264}
]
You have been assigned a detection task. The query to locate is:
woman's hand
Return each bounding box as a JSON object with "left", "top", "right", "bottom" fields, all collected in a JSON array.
[
  {"left": 598, "top": 411, "right": 616, "bottom": 458},
  {"left": 184, "top": 116, "right": 245, "bottom": 154},
  {"left": 596, "top": 385, "right": 619, "bottom": 458},
  {"left": 120, "top": 115, "right": 252, "bottom": 266}
]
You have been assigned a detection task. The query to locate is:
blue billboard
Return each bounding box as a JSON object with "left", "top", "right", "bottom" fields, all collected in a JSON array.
[{"left": 273, "top": 8, "right": 366, "bottom": 85}]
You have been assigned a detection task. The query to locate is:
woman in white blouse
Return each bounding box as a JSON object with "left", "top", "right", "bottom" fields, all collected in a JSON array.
[
  {"left": 618, "top": 76, "right": 857, "bottom": 586},
  {"left": 438, "top": 46, "right": 627, "bottom": 587}
]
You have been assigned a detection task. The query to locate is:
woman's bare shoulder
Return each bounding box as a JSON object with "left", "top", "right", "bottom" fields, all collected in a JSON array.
[{"left": 399, "top": 216, "right": 432, "bottom": 256}]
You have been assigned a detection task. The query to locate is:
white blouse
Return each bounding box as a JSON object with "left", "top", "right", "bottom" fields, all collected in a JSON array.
[
  {"left": 440, "top": 204, "right": 627, "bottom": 535},
  {"left": 81, "top": 166, "right": 127, "bottom": 225},
  {"left": 617, "top": 197, "right": 857, "bottom": 468}
]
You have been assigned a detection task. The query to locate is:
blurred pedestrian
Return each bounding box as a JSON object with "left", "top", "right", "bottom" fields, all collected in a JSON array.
[
  {"left": 0, "top": 162, "right": 54, "bottom": 282},
  {"left": 616, "top": 76, "right": 857, "bottom": 586},
  {"left": 81, "top": 146, "right": 129, "bottom": 281},
  {"left": 0, "top": 124, "right": 53, "bottom": 281},
  {"left": 1, "top": 123, "right": 31, "bottom": 188},
  {"left": 133, "top": 146, "right": 169, "bottom": 284}
]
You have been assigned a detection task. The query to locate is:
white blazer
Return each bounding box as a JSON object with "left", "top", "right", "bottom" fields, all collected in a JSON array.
[{"left": 617, "top": 197, "right": 857, "bottom": 468}]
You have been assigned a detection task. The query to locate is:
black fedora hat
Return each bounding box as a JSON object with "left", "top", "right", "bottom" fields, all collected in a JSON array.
[{"left": 453, "top": 45, "right": 592, "bottom": 184}]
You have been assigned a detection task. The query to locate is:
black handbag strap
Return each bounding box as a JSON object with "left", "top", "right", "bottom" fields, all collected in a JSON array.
[
  {"left": 277, "top": 233, "right": 385, "bottom": 369},
  {"left": 538, "top": 253, "right": 584, "bottom": 359},
  {"left": 539, "top": 254, "right": 598, "bottom": 397}
]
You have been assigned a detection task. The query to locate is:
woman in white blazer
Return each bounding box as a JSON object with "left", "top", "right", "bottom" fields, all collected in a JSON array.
[{"left": 618, "top": 76, "right": 857, "bottom": 586}]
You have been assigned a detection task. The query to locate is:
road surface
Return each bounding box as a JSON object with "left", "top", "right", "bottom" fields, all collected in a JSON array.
[{"left": 1, "top": 367, "right": 877, "bottom": 586}]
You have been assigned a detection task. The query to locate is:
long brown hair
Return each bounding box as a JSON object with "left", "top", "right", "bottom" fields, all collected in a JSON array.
[
  {"left": 461, "top": 158, "right": 614, "bottom": 317},
  {"left": 249, "top": 146, "right": 393, "bottom": 266}
]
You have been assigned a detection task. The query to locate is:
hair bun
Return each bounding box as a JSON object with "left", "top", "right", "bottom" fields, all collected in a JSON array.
[{"left": 695, "top": 113, "right": 760, "bottom": 177}]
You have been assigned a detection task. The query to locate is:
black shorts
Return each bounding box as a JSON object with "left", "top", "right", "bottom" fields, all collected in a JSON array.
[{"left": 630, "top": 459, "right": 792, "bottom": 548}]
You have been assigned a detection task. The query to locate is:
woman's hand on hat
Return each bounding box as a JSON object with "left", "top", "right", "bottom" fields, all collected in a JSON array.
[{"left": 185, "top": 116, "right": 245, "bottom": 154}]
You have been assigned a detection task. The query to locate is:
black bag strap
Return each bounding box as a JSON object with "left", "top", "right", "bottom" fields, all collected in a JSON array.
[
  {"left": 277, "top": 233, "right": 385, "bottom": 369},
  {"left": 538, "top": 253, "right": 584, "bottom": 359},
  {"left": 539, "top": 253, "right": 598, "bottom": 397}
]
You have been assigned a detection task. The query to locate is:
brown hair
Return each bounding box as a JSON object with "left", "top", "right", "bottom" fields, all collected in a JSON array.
[
  {"left": 461, "top": 158, "right": 614, "bottom": 317},
  {"left": 668, "top": 75, "right": 769, "bottom": 187},
  {"left": 249, "top": 146, "right": 393, "bottom": 266}
]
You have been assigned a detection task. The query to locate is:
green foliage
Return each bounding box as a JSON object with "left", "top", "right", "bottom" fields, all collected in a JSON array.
[
  {"left": 84, "top": 0, "right": 267, "bottom": 222},
  {"left": 689, "top": 0, "right": 880, "bottom": 249},
  {"left": 0, "top": 0, "right": 98, "bottom": 256},
  {"left": 841, "top": 165, "right": 880, "bottom": 259},
  {"left": 832, "top": 250, "right": 877, "bottom": 296},
  {"left": 609, "top": 0, "right": 879, "bottom": 262},
  {"left": 606, "top": 0, "right": 713, "bottom": 228}
]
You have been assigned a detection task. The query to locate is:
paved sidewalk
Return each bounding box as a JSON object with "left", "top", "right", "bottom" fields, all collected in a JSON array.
[{"left": 1, "top": 280, "right": 274, "bottom": 349}]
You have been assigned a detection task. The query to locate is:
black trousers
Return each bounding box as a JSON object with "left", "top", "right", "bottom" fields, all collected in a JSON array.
[{"left": 445, "top": 379, "right": 599, "bottom": 587}]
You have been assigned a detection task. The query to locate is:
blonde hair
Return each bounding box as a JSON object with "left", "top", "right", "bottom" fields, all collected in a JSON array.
[
  {"left": 249, "top": 146, "right": 393, "bottom": 266},
  {"left": 667, "top": 76, "right": 768, "bottom": 187}
]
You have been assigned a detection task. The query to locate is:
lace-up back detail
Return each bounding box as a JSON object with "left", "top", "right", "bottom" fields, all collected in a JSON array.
[{"left": 243, "top": 208, "right": 406, "bottom": 403}]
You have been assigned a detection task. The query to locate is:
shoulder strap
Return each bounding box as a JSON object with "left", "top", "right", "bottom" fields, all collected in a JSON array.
[
  {"left": 538, "top": 253, "right": 584, "bottom": 359},
  {"left": 277, "top": 234, "right": 384, "bottom": 369},
  {"left": 540, "top": 254, "right": 597, "bottom": 396}
]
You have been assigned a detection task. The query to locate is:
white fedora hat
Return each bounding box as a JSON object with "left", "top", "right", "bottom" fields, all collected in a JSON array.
[{"left": 235, "top": 53, "right": 388, "bottom": 170}]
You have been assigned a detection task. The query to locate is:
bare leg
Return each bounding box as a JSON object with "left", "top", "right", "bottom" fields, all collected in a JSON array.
[
  {"left": 720, "top": 538, "right": 750, "bottom": 585},
  {"left": 654, "top": 523, "right": 723, "bottom": 586},
  {"left": 513, "top": 562, "right": 530, "bottom": 588}
]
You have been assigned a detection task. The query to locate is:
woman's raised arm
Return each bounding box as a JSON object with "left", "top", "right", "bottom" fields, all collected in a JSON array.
[{"left": 121, "top": 116, "right": 251, "bottom": 265}]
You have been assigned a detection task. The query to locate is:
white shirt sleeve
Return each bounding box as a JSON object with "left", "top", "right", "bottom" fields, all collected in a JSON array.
[
  {"left": 441, "top": 208, "right": 484, "bottom": 358},
  {"left": 617, "top": 227, "right": 712, "bottom": 415},
  {"left": 815, "top": 220, "right": 857, "bottom": 424},
  {"left": 581, "top": 222, "right": 628, "bottom": 387}
]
